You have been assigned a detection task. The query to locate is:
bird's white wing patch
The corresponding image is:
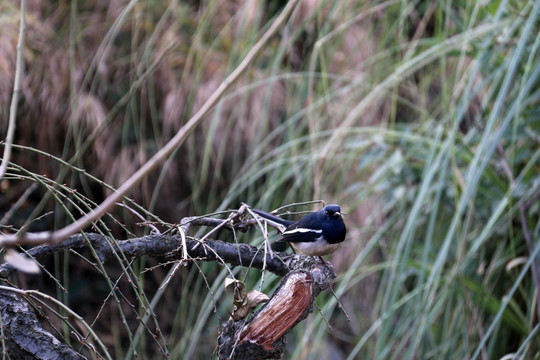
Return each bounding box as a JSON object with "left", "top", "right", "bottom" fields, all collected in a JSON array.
[{"left": 283, "top": 228, "right": 323, "bottom": 235}]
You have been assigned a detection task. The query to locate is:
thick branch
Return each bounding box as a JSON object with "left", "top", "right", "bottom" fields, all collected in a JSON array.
[
  {"left": 1, "top": 232, "right": 289, "bottom": 278},
  {"left": 0, "top": 290, "right": 87, "bottom": 360}
]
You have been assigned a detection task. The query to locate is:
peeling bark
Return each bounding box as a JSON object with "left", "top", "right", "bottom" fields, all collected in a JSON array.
[
  {"left": 238, "top": 271, "right": 313, "bottom": 351},
  {"left": 218, "top": 259, "right": 336, "bottom": 359}
]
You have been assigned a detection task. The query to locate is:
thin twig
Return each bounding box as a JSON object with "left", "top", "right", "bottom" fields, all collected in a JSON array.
[
  {"left": 313, "top": 301, "right": 333, "bottom": 331},
  {"left": 0, "top": 0, "right": 26, "bottom": 180},
  {"left": 245, "top": 206, "right": 275, "bottom": 259},
  {"left": 328, "top": 284, "right": 351, "bottom": 322},
  {"left": 158, "top": 260, "right": 185, "bottom": 291},
  {"left": 177, "top": 224, "right": 189, "bottom": 260},
  {"left": 273, "top": 200, "right": 325, "bottom": 214},
  {"left": 116, "top": 202, "right": 160, "bottom": 234},
  {"left": 193, "top": 204, "right": 247, "bottom": 250},
  {"left": 0, "top": 183, "right": 37, "bottom": 226}
]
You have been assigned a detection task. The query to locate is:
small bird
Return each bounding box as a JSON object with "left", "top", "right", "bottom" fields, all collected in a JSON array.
[{"left": 252, "top": 204, "right": 346, "bottom": 256}]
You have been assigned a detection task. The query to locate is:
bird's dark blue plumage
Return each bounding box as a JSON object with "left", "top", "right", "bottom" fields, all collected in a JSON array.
[{"left": 252, "top": 205, "right": 347, "bottom": 256}]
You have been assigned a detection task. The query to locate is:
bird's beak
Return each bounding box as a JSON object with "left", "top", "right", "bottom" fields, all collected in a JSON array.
[{"left": 334, "top": 212, "right": 341, "bottom": 217}]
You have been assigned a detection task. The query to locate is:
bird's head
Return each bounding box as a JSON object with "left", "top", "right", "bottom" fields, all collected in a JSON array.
[{"left": 323, "top": 204, "right": 342, "bottom": 218}]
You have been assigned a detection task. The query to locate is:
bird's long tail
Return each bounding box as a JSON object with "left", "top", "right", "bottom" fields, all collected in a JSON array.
[{"left": 251, "top": 208, "right": 294, "bottom": 232}]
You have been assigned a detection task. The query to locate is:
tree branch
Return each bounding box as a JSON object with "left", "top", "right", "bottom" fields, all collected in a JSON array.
[
  {"left": 0, "top": 290, "right": 87, "bottom": 360},
  {"left": 1, "top": 232, "right": 289, "bottom": 278},
  {"left": 1, "top": 210, "right": 338, "bottom": 359}
]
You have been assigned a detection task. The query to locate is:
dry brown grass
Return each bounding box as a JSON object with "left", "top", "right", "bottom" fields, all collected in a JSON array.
[{"left": 0, "top": 1, "right": 392, "bottom": 219}]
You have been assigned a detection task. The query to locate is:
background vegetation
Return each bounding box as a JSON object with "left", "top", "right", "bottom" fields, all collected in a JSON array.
[{"left": 1, "top": 0, "right": 539, "bottom": 359}]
